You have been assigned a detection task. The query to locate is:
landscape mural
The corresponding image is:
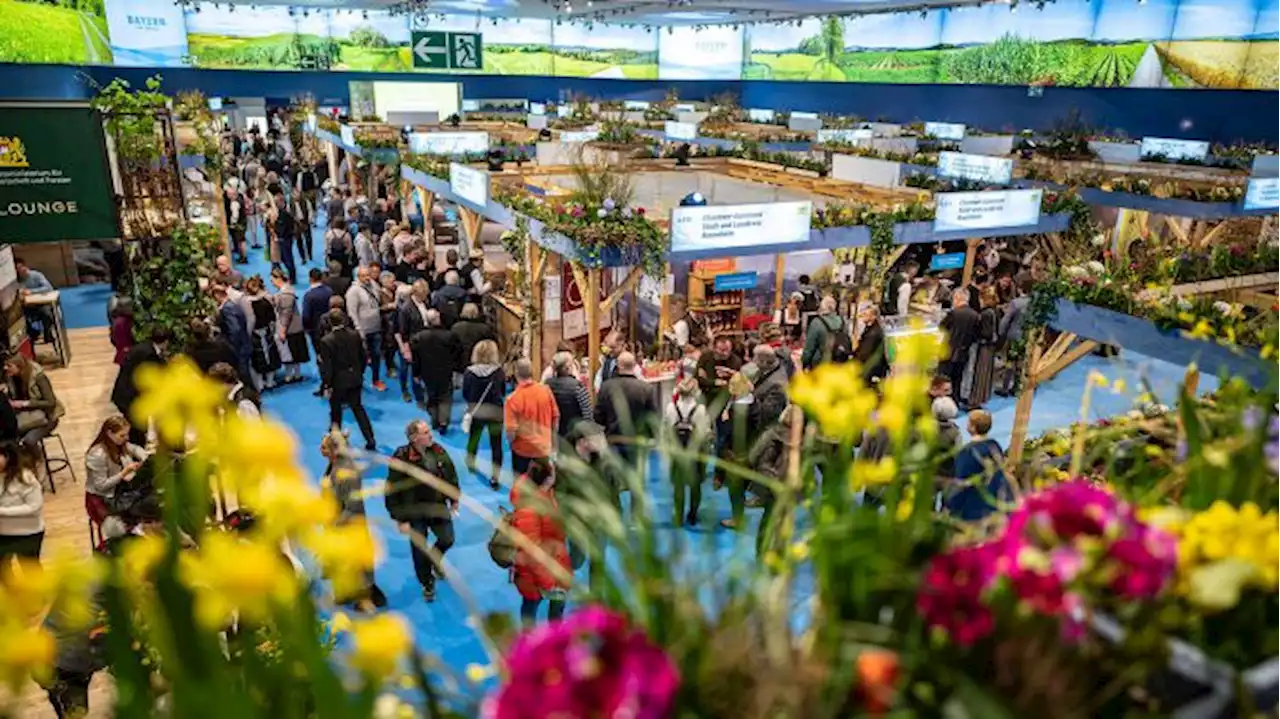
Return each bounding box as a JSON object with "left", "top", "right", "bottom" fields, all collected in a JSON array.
[{"left": 0, "top": 0, "right": 111, "bottom": 65}]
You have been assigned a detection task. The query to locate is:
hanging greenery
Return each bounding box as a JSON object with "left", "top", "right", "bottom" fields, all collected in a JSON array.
[
  {"left": 501, "top": 217, "right": 540, "bottom": 352},
  {"left": 90, "top": 75, "right": 169, "bottom": 166},
  {"left": 131, "top": 222, "right": 219, "bottom": 346},
  {"left": 174, "top": 90, "right": 225, "bottom": 177}
]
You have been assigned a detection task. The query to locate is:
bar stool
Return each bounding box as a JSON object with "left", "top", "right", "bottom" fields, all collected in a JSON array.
[{"left": 39, "top": 432, "right": 76, "bottom": 493}]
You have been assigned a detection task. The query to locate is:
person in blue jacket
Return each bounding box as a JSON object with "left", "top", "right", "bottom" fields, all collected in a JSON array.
[
  {"left": 944, "top": 409, "right": 1011, "bottom": 521},
  {"left": 212, "top": 285, "right": 252, "bottom": 381}
]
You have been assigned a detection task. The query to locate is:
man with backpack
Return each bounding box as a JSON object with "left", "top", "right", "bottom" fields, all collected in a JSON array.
[
  {"left": 664, "top": 378, "right": 710, "bottom": 526},
  {"left": 801, "top": 296, "right": 853, "bottom": 370},
  {"left": 431, "top": 270, "right": 468, "bottom": 329},
  {"left": 385, "top": 420, "right": 459, "bottom": 602}
]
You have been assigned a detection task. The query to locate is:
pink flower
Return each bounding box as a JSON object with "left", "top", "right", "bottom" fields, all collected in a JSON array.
[
  {"left": 917, "top": 544, "right": 1000, "bottom": 645},
  {"left": 1105, "top": 526, "right": 1177, "bottom": 599},
  {"left": 484, "top": 606, "right": 679, "bottom": 719},
  {"left": 1003, "top": 541, "right": 1081, "bottom": 617},
  {"left": 1007, "top": 480, "right": 1129, "bottom": 545},
  {"left": 635, "top": 207, "right": 645, "bottom": 216}
]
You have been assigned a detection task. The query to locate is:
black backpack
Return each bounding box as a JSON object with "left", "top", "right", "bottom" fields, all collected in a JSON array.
[
  {"left": 673, "top": 402, "right": 696, "bottom": 446},
  {"left": 437, "top": 294, "right": 465, "bottom": 328},
  {"left": 821, "top": 316, "right": 853, "bottom": 364},
  {"left": 798, "top": 288, "right": 820, "bottom": 313},
  {"left": 488, "top": 507, "right": 518, "bottom": 568}
]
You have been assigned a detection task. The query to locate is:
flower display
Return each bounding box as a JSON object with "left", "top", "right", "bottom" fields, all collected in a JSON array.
[
  {"left": 917, "top": 544, "right": 999, "bottom": 646},
  {"left": 483, "top": 607, "right": 679, "bottom": 719},
  {"left": 1151, "top": 501, "right": 1279, "bottom": 610}
]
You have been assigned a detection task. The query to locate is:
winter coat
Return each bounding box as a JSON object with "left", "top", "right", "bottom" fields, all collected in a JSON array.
[
  {"left": 461, "top": 364, "right": 506, "bottom": 423},
  {"left": 510, "top": 476, "right": 571, "bottom": 600},
  {"left": 451, "top": 319, "right": 496, "bottom": 368},
  {"left": 545, "top": 375, "right": 592, "bottom": 438},
  {"left": 384, "top": 442, "right": 459, "bottom": 521},
  {"left": 410, "top": 327, "right": 462, "bottom": 389},
  {"left": 593, "top": 374, "right": 659, "bottom": 443}
]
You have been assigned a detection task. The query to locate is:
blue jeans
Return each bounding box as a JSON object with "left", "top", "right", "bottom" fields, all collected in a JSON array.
[
  {"left": 362, "top": 331, "right": 382, "bottom": 383},
  {"left": 398, "top": 352, "right": 423, "bottom": 400}
]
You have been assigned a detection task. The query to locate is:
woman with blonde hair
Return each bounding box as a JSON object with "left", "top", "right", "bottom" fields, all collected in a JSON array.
[
  {"left": 663, "top": 377, "right": 710, "bottom": 526},
  {"left": 461, "top": 339, "right": 506, "bottom": 490}
]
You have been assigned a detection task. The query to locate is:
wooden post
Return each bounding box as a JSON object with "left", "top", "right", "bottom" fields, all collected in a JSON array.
[
  {"left": 416, "top": 187, "right": 435, "bottom": 253},
  {"left": 773, "top": 253, "right": 785, "bottom": 315},
  {"left": 586, "top": 266, "right": 601, "bottom": 399},
  {"left": 1007, "top": 338, "right": 1044, "bottom": 467},
  {"left": 458, "top": 205, "right": 484, "bottom": 256},
  {"left": 529, "top": 245, "right": 547, "bottom": 378},
  {"left": 326, "top": 142, "right": 338, "bottom": 188},
  {"left": 657, "top": 262, "right": 672, "bottom": 351},
  {"left": 961, "top": 238, "right": 979, "bottom": 288}
]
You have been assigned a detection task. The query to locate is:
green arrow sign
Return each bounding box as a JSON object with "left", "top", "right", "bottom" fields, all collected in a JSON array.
[{"left": 412, "top": 31, "right": 483, "bottom": 70}]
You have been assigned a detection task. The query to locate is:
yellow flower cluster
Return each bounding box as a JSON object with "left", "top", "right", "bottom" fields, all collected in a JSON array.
[
  {"left": 1144, "top": 501, "right": 1279, "bottom": 611},
  {"left": 0, "top": 555, "right": 104, "bottom": 689}
]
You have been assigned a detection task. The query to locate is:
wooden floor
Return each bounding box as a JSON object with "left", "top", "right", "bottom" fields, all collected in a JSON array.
[{"left": 8, "top": 327, "right": 118, "bottom": 717}]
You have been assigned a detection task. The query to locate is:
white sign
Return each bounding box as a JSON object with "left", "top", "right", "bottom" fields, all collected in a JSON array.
[
  {"left": 817, "top": 128, "right": 872, "bottom": 144},
  {"left": 925, "top": 122, "right": 966, "bottom": 140},
  {"left": 0, "top": 246, "right": 15, "bottom": 289},
  {"left": 934, "top": 189, "right": 1043, "bottom": 233},
  {"left": 937, "top": 151, "right": 1014, "bottom": 185},
  {"left": 461, "top": 99, "right": 480, "bottom": 111},
  {"left": 674, "top": 103, "right": 696, "bottom": 112},
  {"left": 409, "top": 132, "right": 489, "bottom": 155},
  {"left": 1244, "top": 177, "right": 1280, "bottom": 211},
  {"left": 664, "top": 121, "right": 699, "bottom": 141},
  {"left": 624, "top": 100, "right": 650, "bottom": 110},
  {"left": 339, "top": 124, "right": 355, "bottom": 147},
  {"left": 543, "top": 275, "right": 561, "bottom": 321},
  {"left": 791, "top": 111, "right": 818, "bottom": 120},
  {"left": 747, "top": 108, "right": 775, "bottom": 123},
  {"left": 104, "top": 0, "right": 188, "bottom": 67},
  {"left": 306, "top": 113, "right": 317, "bottom": 132},
  {"left": 530, "top": 102, "right": 546, "bottom": 115},
  {"left": 449, "top": 163, "right": 490, "bottom": 209},
  {"left": 1140, "top": 137, "right": 1210, "bottom": 162},
  {"left": 671, "top": 201, "right": 813, "bottom": 252},
  {"left": 560, "top": 128, "right": 600, "bottom": 143},
  {"left": 556, "top": 105, "right": 572, "bottom": 118},
  {"left": 527, "top": 114, "right": 548, "bottom": 130}
]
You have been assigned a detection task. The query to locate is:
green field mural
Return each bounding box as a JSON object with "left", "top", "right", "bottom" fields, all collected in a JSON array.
[{"left": 0, "top": 0, "right": 111, "bottom": 65}]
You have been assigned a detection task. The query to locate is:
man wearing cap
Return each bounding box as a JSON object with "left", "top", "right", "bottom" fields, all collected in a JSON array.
[{"left": 458, "top": 246, "right": 491, "bottom": 302}]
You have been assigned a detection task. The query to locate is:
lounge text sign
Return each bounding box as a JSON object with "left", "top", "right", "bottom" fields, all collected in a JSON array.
[
  {"left": 934, "top": 189, "right": 1043, "bottom": 233},
  {"left": 0, "top": 106, "right": 117, "bottom": 243}
]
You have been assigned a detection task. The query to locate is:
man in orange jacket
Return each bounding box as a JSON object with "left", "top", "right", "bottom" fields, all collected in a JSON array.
[{"left": 504, "top": 358, "right": 560, "bottom": 475}]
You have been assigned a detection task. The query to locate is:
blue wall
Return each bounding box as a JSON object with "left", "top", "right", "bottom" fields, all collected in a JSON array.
[{"left": 1, "top": 63, "right": 1275, "bottom": 144}]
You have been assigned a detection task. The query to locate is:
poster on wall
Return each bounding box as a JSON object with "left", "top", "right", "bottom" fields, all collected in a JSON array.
[
  {"left": 561, "top": 261, "right": 611, "bottom": 340},
  {"left": 105, "top": 0, "right": 188, "bottom": 67},
  {"left": 0, "top": 0, "right": 114, "bottom": 65},
  {"left": 670, "top": 201, "right": 813, "bottom": 252},
  {"left": 551, "top": 22, "right": 657, "bottom": 79},
  {"left": 0, "top": 106, "right": 118, "bottom": 243},
  {"left": 658, "top": 25, "right": 743, "bottom": 79},
  {"left": 934, "top": 189, "right": 1043, "bottom": 233}
]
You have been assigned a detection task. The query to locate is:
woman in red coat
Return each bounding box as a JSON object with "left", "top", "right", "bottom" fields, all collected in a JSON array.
[{"left": 510, "top": 459, "right": 571, "bottom": 627}]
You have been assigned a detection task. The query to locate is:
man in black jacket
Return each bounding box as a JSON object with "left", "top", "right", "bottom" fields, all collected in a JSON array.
[
  {"left": 111, "top": 328, "right": 171, "bottom": 445},
  {"left": 451, "top": 303, "right": 495, "bottom": 370},
  {"left": 318, "top": 311, "right": 377, "bottom": 450},
  {"left": 854, "top": 304, "right": 888, "bottom": 386},
  {"left": 593, "top": 352, "right": 658, "bottom": 461},
  {"left": 410, "top": 309, "right": 461, "bottom": 433},
  {"left": 940, "top": 289, "right": 981, "bottom": 407},
  {"left": 546, "top": 351, "right": 592, "bottom": 441},
  {"left": 385, "top": 420, "right": 459, "bottom": 602}
]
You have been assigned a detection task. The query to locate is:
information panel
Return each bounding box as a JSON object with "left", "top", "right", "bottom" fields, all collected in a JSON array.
[
  {"left": 339, "top": 125, "right": 355, "bottom": 147},
  {"left": 671, "top": 201, "right": 812, "bottom": 252},
  {"left": 449, "top": 163, "right": 489, "bottom": 209},
  {"left": 1244, "top": 177, "right": 1280, "bottom": 211},
  {"left": 791, "top": 111, "right": 819, "bottom": 119},
  {"left": 461, "top": 100, "right": 480, "bottom": 111},
  {"left": 929, "top": 252, "right": 966, "bottom": 271},
  {"left": 937, "top": 151, "right": 1014, "bottom": 184},
  {"left": 529, "top": 102, "right": 546, "bottom": 115},
  {"left": 747, "top": 109, "right": 775, "bottom": 123},
  {"left": 624, "top": 100, "right": 650, "bottom": 110},
  {"left": 817, "top": 128, "right": 872, "bottom": 144},
  {"left": 409, "top": 132, "right": 489, "bottom": 155},
  {"left": 1139, "top": 137, "right": 1210, "bottom": 162},
  {"left": 925, "top": 122, "right": 966, "bottom": 140},
  {"left": 934, "top": 189, "right": 1042, "bottom": 233},
  {"left": 664, "top": 121, "right": 699, "bottom": 141},
  {"left": 560, "top": 129, "right": 600, "bottom": 143}
]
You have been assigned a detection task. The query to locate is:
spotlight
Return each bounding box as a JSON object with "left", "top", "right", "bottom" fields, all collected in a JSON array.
[{"left": 679, "top": 190, "right": 705, "bottom": 205}]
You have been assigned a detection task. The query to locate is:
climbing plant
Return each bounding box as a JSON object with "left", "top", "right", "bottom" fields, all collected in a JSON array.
[{"left": 131, "top": 222, "right": 219, "bottom": 346}]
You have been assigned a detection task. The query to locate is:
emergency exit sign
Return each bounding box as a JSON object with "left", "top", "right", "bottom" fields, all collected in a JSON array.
[{"left": 411, "top": 31, "right": 483, "bottom": 70}]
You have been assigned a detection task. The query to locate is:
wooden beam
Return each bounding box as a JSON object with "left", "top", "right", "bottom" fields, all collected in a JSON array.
[
  {"left": 1036, "top": 339, "right": 1099, "bottom": 385},
  {"left": 603, "top": 266, "right": 643, "bottom": 313},
  {"left": 529, "top": 245, "right": 545, "bottom": 378},
  {"left": 1164, "top": 216, "right": 1190, "bottom": 245},
  {"left": 1169, "top": 271, "right": 1279, "bottom": 297},
  {"left": 961, "top": 238, "right": 979, "bottom": 287},
  {"left": 458, "top": 205, "right": 484, "bottom": 255},
  {"left": 1036, "top": 332, "right": 1077, "bottom": 374},
  {"left": 1195, "top": 221, "right": 1228, "bottom": 249},
  {"left": 773, "top": 254, "right": 785, "bottom": 315},
  {"left": 1007, "top": 339, "right": 1044, "bottom": 468},
  {"left": 586, "top": 267, "right": 601, "bottom": 400}
]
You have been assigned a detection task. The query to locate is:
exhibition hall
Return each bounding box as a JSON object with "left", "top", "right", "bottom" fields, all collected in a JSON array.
[{"left": 0, "top": 0, "right": 1276, "bottom": 716}]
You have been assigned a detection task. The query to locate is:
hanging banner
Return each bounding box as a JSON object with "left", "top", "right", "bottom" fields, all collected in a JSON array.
[
  {"left": 0, "top": 105, "right": 117, "bottom": 243},
  {"left": 934, "top": 189, "right": 1042, "bottom": 233},
  {"left": 671, "top": 201, "right": 812, "bottom": 252},
  {"left": 449, "top": 163, "right": 489, "bottom": 209},
  {"left": 561, "top": 261, "right": 611, "bottom": 340}
]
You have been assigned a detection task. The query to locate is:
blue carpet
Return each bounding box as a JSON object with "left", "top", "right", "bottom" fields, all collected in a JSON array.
[{"left": 61, "top": 283, "right": 114, "bottom": 330}]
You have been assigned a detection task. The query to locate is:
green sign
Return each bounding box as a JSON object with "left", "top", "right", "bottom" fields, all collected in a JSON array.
[
  {"left": 0, "top": 105, "right": 117, "bottom": 244},
  {"left": 411, "top": 31, "right": 483, "bottom": 70}
]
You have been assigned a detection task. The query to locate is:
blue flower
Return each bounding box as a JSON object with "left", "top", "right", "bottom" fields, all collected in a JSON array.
[{"left": 602, "top": 198, "right": 616, "bottom": 211}]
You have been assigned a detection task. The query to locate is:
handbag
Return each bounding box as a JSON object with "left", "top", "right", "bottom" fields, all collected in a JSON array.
[{"left": 461, "top": 376, "right": 495, "bottom": 434}]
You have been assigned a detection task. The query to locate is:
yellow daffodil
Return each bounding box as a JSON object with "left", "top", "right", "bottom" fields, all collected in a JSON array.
[
  {"left": 329, "top": 611, "right": 353, "bottom": 636},
  {"left": 300, "top": 520, "right": 380, "bottom": 601},
  {"left": 119, "top": 534, "right": 167, "bottom": 588},
  {"left": 1186, "top": 560, "right": 1258, "bottom": 612},
  {"left": 0, "top": 559, "right": 56, "bottom": 620},
  {"left": 246, "top": 476, "right": 338, "bottom": 540},
  {"left": 42, "top": 553, "right": 106, "bottom": 629},
  {"left": 1089, "top": 371, "right": 1108, "bottom": 388},
  {"left": 788, "top": 540, "right": 811, "bottom": 561},
  {"left": 790, "top": 364, "right": 878, "bottom": 441},
  {"left": 466, "top": 663, "right": 495, "bottom": 683},
  {"left": 850, "top": 457, "right": 898, "bottom": 490},
  {"left": 179, "top": 532, "right": 299, "bottom": 629},
  {"left": 1162, "top": 500, "right": 1279, "bottom": 609},
  {"left": 130, "top": 358, "right": 226, "bottom": 446},
  {"left": 0, "top": 625, "right": 55, "bottom": 689},
  {"left": 895, "top": 487, "right": 917, "bottom": 521},
  {"left": 1111, "top": 378, "right": 1127, "bottom": 394},
  {"left": 350, "top": 613, "right": 412, "bottom": 680}
]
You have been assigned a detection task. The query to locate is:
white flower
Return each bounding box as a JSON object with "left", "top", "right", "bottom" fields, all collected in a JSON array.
[
  {"left": 1090, "top": 233, "right": 1106, "bottom": 247},
  {"left": 1085, "top": 260, "right": 1106, "bottom": 275},
  {"left": 1065, "top": 265, "right": 1088, "bottom": 278},
  {"left": 1213, "top": 300, "right": 1238, "bottom": 316},
  {"left": 1176, "top": 297, "right": 1193, "bottom": 311},
  {"left": 596, "top": 208, "right": 608, "bottom": 218},
  {"left": 621, "top": 207, "right": 633, "bottom": 219}
]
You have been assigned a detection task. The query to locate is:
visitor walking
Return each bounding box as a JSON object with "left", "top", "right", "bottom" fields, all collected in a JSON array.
[
  {"left": 386, "top": 420, "right": 459, "bottom": 602},
  {"left": 545, "top": 351, "right": 592, "bottom": 442},
  {"left": 945, "top": 409, "right": 1011, "bottom": 521},
  {"left": 318, "top": 311, "right": 377, "bottom": 451},
  {"left": 395, "top": 280, "right": 431, "bottom": 404},
  {"left": 801, "top": 296, "right": 853, "bottom": 370},
  {"left": 410, "top": 309, "right": 461, "bottom": 432},
  {"left": 940, "top": 289, "right": 981, "bottom": 408},
  {"left": 504, "top": 359, "right": 559, "bottom": 475},
  {"left": 510, "top": 459, "right": 570, "bottom": 627},
  {"left": 345, "top": 266, "right": 386, "bottom": 391},
  {"left": 269, "top": 268, "right": 309, "bottom": 384},
  {"left": 664, "top": 377, "right": 709, "bottom": 526},
  {"left": 461, "top": 339, "right": 505, "bottom": 490},
  {"left": 110, "top": 328, "right": 170, "bottom": 446}
]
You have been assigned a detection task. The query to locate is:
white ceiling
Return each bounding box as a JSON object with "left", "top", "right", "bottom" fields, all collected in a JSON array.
[{"left": 230, "top": 0, "right": 980, "bottom": 26}]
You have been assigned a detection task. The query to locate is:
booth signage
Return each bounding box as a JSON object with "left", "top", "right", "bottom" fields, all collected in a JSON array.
[
  {"left": 411, "top": 31, "right": 483, "bottom": 70},
  {"left": 937, "top": 151, "right": 1014, "bottom": 184},
  {"left": 929, "top": 252, "right": 967, "bottom": 271},
  {"left": 0, "top": 105, "right": 117, "bottom": 243},
  {"left": 560, "top": 128, "right": 600, "bottom": 143},
  {"left": 747, "top": 109, "right": 775, "bottom": 123},
  {"left": 624, "top": 100, "right": 650, "bottom": 110},
  {"left": 925, "top": 122, "right": 966, "bottom": 140},
  {"left": 791, "top": 111, "right": 819, "bottom": 119},
  {"left": 449, "top": 163, "right": 489, "bottom": 209},
  {"left": 1244, "top": 177, "right": 1280, "bottom": 211},
  {"left": 817, "top": 128, "right": 872, "bottom": 144},
  {"left": 461, "top": 99, "right": 480, "bottom": 111},
  {"left": 529, "top": 102, "right": 546, "bottom": 115},
  {"left": 561, "top": 260, "right": 611, "bottom": 340},
  {"left": 339, "top": 124, "right": 355, "bottom": 147},
  {"left": 671, "top": 201, "right": 813, "bottom": 252},
  {"left": 527, "top": 115, "right": 548, "bottom": 130},
  {"left": 1139, "top": 137, "right": 1209, "bottom": 161},
  {"left": 713, "top": 271, "right": 758, "bottom": 291},
  {"left": 934, "top": 189, "right": 1043, "bottom": 233},
  {"left": 664, "top": 121, "right": 699, "bottom": 141},
  {"left": 409, "top": 132, "right": 489, "bottom": 155},
  {"left": 674, "top": 103, "right": 696, "bottom": 112}
]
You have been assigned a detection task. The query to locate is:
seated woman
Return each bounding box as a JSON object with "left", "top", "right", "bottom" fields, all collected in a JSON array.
[
  {"left": 84, "top": 416, "right": 150, "bottom": 526},
  {"left": 3, "top": 352, "right": 65, "bottom": 459}
]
